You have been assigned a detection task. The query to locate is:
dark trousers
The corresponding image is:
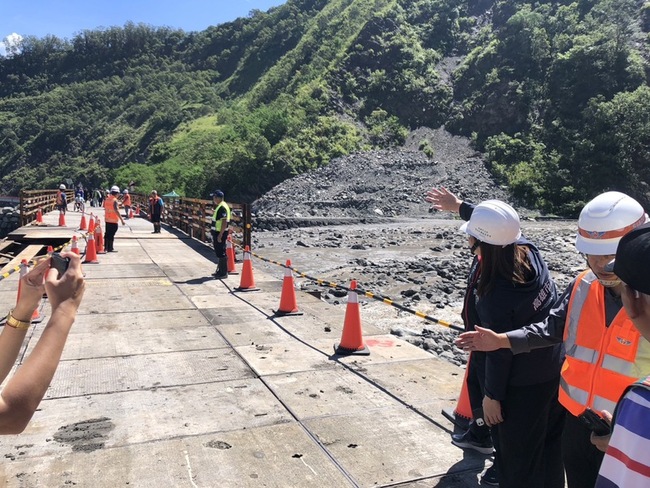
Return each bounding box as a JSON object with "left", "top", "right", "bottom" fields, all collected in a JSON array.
[
  {"left": 105, "top": 222, "right": 118, "bottom": 252},
  {"left": 491, "top": 379, "right": 565, "bottom": 488},
  {"left": 562, "top": 411, "right": 604, "bottom": 488},
  {"left": 212, "top": 230, "right": 228, "bottom": 259},
  {"left": 467, "top": 352, "right": 490, "bottom": 440}
]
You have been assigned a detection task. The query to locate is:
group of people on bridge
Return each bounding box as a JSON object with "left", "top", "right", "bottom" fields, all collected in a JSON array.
[
  {"left": 2, "top": 183, "right": 649, "bottom": 488},
  {"left": 427, "top": 187, "right": 650, "bottom": 488}
]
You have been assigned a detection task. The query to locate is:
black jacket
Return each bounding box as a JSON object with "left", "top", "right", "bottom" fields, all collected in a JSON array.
[{"left": 459, "top": 202, "right": 564, "bottom": 401}]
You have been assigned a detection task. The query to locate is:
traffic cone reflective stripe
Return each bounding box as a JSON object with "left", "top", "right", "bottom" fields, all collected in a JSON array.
[
  {"left": 88, "top": 213, "right": 95, "bottom": 233},
  {"left": 83, "top": 232, "right": 99, "bottom": 264},
  {"left": 226, "top": 236, "right": 238, "bottom": 274},
  {"left": 95, "top": 219, "right": 106, "bottom": 254},
  {"left": 79, "top": 212, "right": 87, "bottom": 231},
  {"left": 334, "top": 280, "right": 370, "bottom": 355},
  {"left": 70, "top": 236, "right": 80, "bottom": 255},
  {"left": 273, "top": 260, "right": 302, "bottom": 316},
  {"left": 234, "top": 246, "right": 259, "bottom": 292}
]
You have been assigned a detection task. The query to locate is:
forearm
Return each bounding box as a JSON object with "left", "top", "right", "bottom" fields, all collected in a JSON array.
[{"left": 0, "top": 305, "right": 76, "bottom": 433}]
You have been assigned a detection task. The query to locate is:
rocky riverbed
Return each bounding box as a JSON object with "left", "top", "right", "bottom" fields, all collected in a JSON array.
[{"left": 249, "top": 127, "right": 586, "bottom": 367}]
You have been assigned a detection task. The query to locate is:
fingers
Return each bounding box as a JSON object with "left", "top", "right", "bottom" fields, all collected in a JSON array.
[
  {"left": 600, "top": 410, "right": 613, "bottom": 424},
  {"left": 25, "top": 256, "right": 51, "bottom": 285}
]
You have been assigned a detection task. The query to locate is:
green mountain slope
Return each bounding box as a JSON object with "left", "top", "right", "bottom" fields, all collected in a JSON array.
[{"left": 1, "top": 0, "right": 649, "bottom": 214}]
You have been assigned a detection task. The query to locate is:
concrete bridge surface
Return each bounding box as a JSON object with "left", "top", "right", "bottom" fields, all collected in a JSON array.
[{"left": 0, "top": 207, "right": 489, "bottom": 487}]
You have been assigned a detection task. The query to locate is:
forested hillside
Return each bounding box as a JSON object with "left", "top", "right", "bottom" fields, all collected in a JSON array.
[{"left": 1, "top": 0, "right": 649, "bottom": 215}]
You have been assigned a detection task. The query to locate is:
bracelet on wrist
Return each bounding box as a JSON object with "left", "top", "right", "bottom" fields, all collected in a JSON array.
[{"left": 5, "top": 310, "right": 32, "bottom": 330}]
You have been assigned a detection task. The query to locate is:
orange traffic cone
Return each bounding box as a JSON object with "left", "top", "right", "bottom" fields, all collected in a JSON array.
[
  {"left": 79, "top": 212, "right": 87, "bottom": 231},
  {"left": 273, "top": 260, "right": 303, "bottom": 316},
  {"left": 95, "top": 219, "right": 106, "bottom": 254},
  {"left": 36, "top": 208, "right": 43, "bottom": 223},
  {"left": 83, "top": 232, "right": 99, "bottom": 264},
  {"left": 88, "top": 213, "right": 95, "bottom": 234},
  {"left": 47, "top": 245, "right": 54, "bottom": 255},
  {"left": 70, "top": 235, "right": 80, "bottom": 255},
  {"left": 58, "top": 209, "right": 66, "bottom": 227},
  {"left": 135, "top": 205, "right": 140, "bottom": 216},
  {"left": 226, "top": 236, "right": 238, "bottom": 274},
  {"left": 334, "top": 280, "right": 370, "bottom": 355},
  {"left": 441, "top": 356, "right": 473, "bottom": 430},
  {"left": 129, "top": 207, "right": 134, "bottom": 219},
  {"left": 234, "top": 246, "right": 259, "bottom": 292}
]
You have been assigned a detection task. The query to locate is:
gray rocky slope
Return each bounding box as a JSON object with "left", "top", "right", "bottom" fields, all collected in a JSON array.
[{"left": 250, "top": 128, "right": 584, "bottom": 367}]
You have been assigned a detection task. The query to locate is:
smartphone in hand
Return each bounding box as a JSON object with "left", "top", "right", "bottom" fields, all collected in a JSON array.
[
  {"left": 50, "top": 252, "right": 70, "bottom": 279},
  {"left": 578, "top": 408, "right": 611, "bottom": 436}
]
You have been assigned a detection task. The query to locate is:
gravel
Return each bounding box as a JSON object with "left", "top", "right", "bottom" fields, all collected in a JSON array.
[{"left": 250, "top": 128, "right": 584, "bottom": 367}]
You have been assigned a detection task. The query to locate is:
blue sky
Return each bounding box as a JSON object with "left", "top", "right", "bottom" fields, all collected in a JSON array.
[{"left": 1, "top": 0, "right": 286, "bottom": 55}]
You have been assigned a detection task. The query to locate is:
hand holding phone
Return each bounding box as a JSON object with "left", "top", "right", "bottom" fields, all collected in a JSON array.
[
  {"left": 578, "top": 408, "right": 611, "bottom": 436},
  {"left": 50, "top": 252, "right": 70, "bottom": 279}
]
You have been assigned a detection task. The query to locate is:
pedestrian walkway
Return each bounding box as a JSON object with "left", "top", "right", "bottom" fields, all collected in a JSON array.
[{"left": 0, "top": 207, "right": 488, "bottom": 487}]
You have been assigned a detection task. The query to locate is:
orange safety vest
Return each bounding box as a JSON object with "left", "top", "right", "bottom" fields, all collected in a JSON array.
[
  {"left": 123, "top": 194, "right": 131, "bottom": 206},
  {"left": 56, "top": 190, "right": 63, "bottom": 205},
  {"left": 559, "top": 270, "right": 643, "bottom": 416},
  {"left": 104, "top": 195, "right": 120, "bottom": 223}
]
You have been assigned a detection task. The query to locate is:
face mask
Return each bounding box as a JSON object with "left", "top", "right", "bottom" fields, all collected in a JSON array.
[
  {"left": 598, "top": 278, "right": 622, "bottom": 288},
  {"left": 584, "top": 255, "right": 621, "bottom": 287}
]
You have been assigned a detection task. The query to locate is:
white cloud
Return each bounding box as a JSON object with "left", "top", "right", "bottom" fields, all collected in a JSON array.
[{"left": 0, "top": 33, "right": 24, "bottom": 57}]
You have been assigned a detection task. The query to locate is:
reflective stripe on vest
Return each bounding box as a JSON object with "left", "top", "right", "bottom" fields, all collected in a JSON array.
[
  {"left": 212, "top": 202, "right": 231, "bottom": 232},
  {"left": 104, "top": 195, "right": 119, "bottom": 223},
  {"left": 559, "top": 269, "right": 641, "bottom": 416}
]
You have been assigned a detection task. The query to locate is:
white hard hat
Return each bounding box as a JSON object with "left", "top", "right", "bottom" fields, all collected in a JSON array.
[
  {"left": 110, "top": 185, "right": 120, "bottom": 193},
  {"left": 460, "top": 200, "right": 521, "bottom": 246},
  {"left": 123, "top": 189, "right": 128, "bottom": 194},
  {"left": 575, "top": 191, "right": 649, "bottom": 255},
  {"left": 59, "top": 184, "right": 66, "bottom": 190}
]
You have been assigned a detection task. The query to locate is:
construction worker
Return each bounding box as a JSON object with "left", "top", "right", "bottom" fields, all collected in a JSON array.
[
  {"left": 210, "top": 190, "right": 230, "bottom": 279},
  {"left": 122, "top": 189, "right": 132, "bottom": 219},
  {"left": 457, "top": 191, "right": 650, "bottom": 488},
  {"left": 104, "top": 186, "right": 125, "bottom": 252},
  {"left": 595, "top": 223, "right": 650, "bottom": 487},
  {"left": 56, "top": 184, "right": 67, "bottom": 214}
]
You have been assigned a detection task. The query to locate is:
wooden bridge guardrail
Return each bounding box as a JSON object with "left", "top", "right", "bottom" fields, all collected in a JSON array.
[
  {"left": 20, "top": 189, "right": 74, "bottom": 226},
  {"left": 130, "top": 194, "right": 251, "bottom": 250}
]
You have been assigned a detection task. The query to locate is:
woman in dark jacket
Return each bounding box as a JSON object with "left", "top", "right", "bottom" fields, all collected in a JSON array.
[
  {"left": 462, "top": 199, "right": 565, "bottom": 488},
  {"left": 428, "top": 189, "right": 566, "bottom": 487}
]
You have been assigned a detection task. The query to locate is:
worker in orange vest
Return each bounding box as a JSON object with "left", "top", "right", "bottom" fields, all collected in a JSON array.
[
  {"left": 457, "top": 191, "right": 650, "bottom": 488},
  {"left": 122, "top": 189, "right": 132, "bottom": 219},
  {"left": 104, "top": 185, "right": 125, "bottom": 252}
]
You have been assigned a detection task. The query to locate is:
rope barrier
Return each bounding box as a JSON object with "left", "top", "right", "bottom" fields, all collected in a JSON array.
[{"left": 245, "top": 247, "right": 464, "bottom": 333}]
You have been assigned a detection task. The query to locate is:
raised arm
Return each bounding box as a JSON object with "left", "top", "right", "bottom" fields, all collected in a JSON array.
[
  {"left": 425, "top": 187, "right": 462, "bottom": 213},
  {"left": 0, "top": 258, "right": 50, "bottom": 384},
  {"left": 0, "top": 252, "right": 85, "bottom": 434}
]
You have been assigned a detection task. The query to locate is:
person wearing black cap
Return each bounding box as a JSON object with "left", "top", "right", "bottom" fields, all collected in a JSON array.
[
  {"left": 210, "top": 190, "right": 230, "bottom": 279},
  {"left": 595, "top": 222, "right": 650, "bottom": 487}
]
